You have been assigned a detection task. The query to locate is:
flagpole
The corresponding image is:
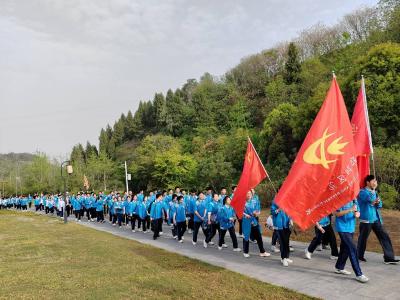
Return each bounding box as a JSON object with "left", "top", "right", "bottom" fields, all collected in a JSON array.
[
  {"left": 361, "top": 75, "right": 376, "bottom": 177},
  {"left": 247, "top": 137, "right": 277, "bottom": 194}
]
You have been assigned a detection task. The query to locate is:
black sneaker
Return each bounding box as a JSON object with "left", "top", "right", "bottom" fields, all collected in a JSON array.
[
  {"left": 384, "top": 258, "right": 399, "bottom": 265},
  {"left": 359, "top": 257, "right": 367, "bottom": 262}
]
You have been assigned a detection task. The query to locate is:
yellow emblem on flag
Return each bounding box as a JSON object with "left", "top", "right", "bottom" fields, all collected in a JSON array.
[{"left": 303, "top": 128, "right": 348, "bottom": 169}]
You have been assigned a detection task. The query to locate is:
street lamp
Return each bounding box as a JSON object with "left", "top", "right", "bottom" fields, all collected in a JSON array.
[{"left": 61, "top": 160, "right": 73, "bottom": 223}]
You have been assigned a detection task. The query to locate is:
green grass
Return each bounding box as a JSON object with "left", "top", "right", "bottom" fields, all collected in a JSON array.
[{"left": 0, "top": 210, "right": 315, "bottom": 300}]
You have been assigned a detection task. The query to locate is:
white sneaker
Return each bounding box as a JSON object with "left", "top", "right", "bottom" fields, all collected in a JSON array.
[
  {"left": 330, "top": 256, "right": 338, "bottom": 260},
  {"left": 132, "top": 230, "right": 136, "bottom": 233},
  {"left": 305, "top": 249, "right": 312, "bottom": 260},
  {"left": 209, "top": 241, "right": 214, "bottom": 245},
  {"left": 281, "top": 259, "right": 289, "bottom": 267},
  {"left": 119, "top": 226, "right": 121, "bottom": 228},
  {"left": 222, "top": 244, "right": 228, "bottom": 248},
  {"left": 188, "top": 229, "right": 193, "bottom": 234},
  {"left": 179, "top": 240, "right": 183, "bottom": 243},
  {"left": 356, "top": 275, "right": 369, "bottom": 283},
  {"left": 233, "top": 248, "right": 241, "bottom": 252},
  {"left": 218, "top": 246, "right": 222, "bottom": 250},
  {"left": 316, "top": 245, "right": 323, "bottom": 251},
  {"left": 289, "top": 246, "right": 294, "bottom": 252},
  {"left": 335, "top": 269, "right": 351, "bottom": 275},
  {"left": 271, "top": 245, "right": 280, "bottom": 253},
  {"left": 182, "top": 236, "right": 184, "bottom": 240},
  {"left": 286, "top": 258, "right": 293, "bottom": 263},
  {"left": 238, "top": 234, "right": 243, "bottom": 238},
  {"left": 159, "top": 232, "right": 163, "bottom": 235},
  {"left": 173, "top": 236, "right": 177, "bottom": 239},
  {"left": 251, "top": 240, "right": 257, "bottom": 244},
  {"left": 203, "top": 241, "right": 208, "bottom": 248},
  {"left": 243, "top": 253, "right": 250, "bottom": 258},
  {"left": 323, "top": 245, "right": 331, "bottom": 250},
  {"left": 260, "top": 252, "right": 271, "bottom": 257},
  {"left": 192, "top": 241, "right": 197, "bottom": 246}
]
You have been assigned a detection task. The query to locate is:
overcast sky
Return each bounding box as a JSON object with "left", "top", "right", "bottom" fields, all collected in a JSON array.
[{"left": 0, "top": 0, "right": 377, "bottom": 158}]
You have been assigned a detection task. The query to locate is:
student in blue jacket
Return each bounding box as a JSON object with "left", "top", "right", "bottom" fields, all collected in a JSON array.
[
  {"left": 357, "top": 175, "right": 399, "bottom": 264},
  {"left": 137, "top": 198, "right": 149, "bottom": 233},
  {"left": 129, "top": 195, "right": 139, "bottom": 232},
  {"left": 169, "top": 194, "right": 178, "bottom": 238},
  {"left": 192, "top": 192, "right": 207, "bottom": 245},
  {"left": 243, "top": 191, "right": 270, "bottom": 258},
  {"left": 150, "top": 194, "right": 164, "bottom": 240},
  {"left": 113, "top": 196, "right": 124, "bottom": 228},
  {"left": 96, "top": 196, "right": 105, "bottom": 223},
  {"left": 174, "top": 196, "right": 187, "bottom": 243},
  {"left": 217, "top": 196, "right": 241, "bottom": 252},
  {"left": 334, "top": 200, "right": 369, "bottom": 283},
  {"left": 73, "top": 195, "right": 82, "bottom": 221},
  {"left": 204, "top": 193, "right": 221, "bottom": 248},
  {"left": 304, "top": 215, "right": 338, "bottom": 260},
  {"left": 271, "top": 197, "right": 291, "bottom": 266}
]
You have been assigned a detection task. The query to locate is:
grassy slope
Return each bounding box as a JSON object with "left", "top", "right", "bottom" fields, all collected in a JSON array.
[{"left": 0, "top": 210, "right": 314, "bottom": 300}]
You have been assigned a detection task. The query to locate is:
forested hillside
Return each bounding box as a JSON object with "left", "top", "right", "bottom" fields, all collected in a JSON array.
[
  {"left": 64, "top": 1, "right": 400, "bottom": 208},
  {"left": 3, "top": 1, "right": 399, "bottom": 208}
]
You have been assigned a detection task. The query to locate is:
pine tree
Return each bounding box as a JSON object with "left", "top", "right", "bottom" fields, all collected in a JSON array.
[{"left": 284, "top": 42, "right": 301, "bottom": 84}]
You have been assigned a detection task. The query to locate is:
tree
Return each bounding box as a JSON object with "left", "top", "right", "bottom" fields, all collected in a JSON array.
[{"left": 284, "top": 42, "right": 302, "bottom": 84}]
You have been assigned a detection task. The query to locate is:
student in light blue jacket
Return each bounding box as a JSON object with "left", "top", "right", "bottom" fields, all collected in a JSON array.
[
  {"left": 129, "top": 195, "right": 139, "bottom": 232},
  {"left": 304, "top": 215, "right": 338, "bottom": 260},
  {"left": 150, "top": 194, "right": 165, "bottom": 240},
  {"left": 243, "top": 191, "right": 269, "bottom": 258},
  {"left": 271, "top": 197, "right": 291, "bottom": 265},
  {"left": 334, "top": 200, "right": 368, "bottom": 283},
  {"left": 217, "top": 196, "right": 240, "bottom": 252},
  {"left": 357, "top": 175, "right": 398, "bottom": 264},
  {"left": 96, "top": 196, "right": 105, "bottom": 223},
  {"left": 174, "top": 196, "right": 187, "bottom": 242}
]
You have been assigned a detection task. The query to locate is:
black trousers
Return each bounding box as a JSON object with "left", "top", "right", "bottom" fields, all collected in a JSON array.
[
  {"left": 205, "top": 223, "right": 219, "bottom": 243},
  {"left": 152, "top": 218, "right": 163, "bottom": 239},
  {"left": 357, "top": 221, "right": 395, "bottom": 260},
  {"left": 193, "top": 221, "right": 207, "bottom": 243},
  {"left": 74, "top": 209, "right": 82, "bottom": 220},
  {"left": 22, "top": 205, "right": 27, "bottom": 210},
  {"left": 250, "top": 217, "right": 259, "bottom": 241},
  {"left": 114, "top": 213, "right": 123, "bottom": 226},
  {"left": 308, "top": 225, "right": 338, "bottom": 256},
  {"left": 237, "top": 216, "right": 243, "bottom": 235},
  {"left": 131, "top": 214, "right": 138, "bottom": 230},
  {"left": 243, "top": 225, "right": 265, "bottom": 254},
  {"left": 187, "top": 213, "right": 194, "bottom": 231},
  {"left": 90, "top": 208, "right": 97, "bottom": 219},
  {"left": 97, "top": 211, "right": 104, "bottom": 222},
  {"left": 219, "top": 227, "right": 238, "bottom": 248},
  {"left": 271, "top": 230, "right": 279, "bottom": 246},
  {"left": 277, "top": 228, "right": 291, "bottom": 259},
  {"left": 177, "top": 221, "right": 187, "bottom": 241},
  {"left": 140, "top": 216, "right": 150, "bottom": 231}
]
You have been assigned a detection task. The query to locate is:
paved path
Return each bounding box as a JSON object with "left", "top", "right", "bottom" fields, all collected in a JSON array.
[{"left": 29, "top": 211, "right": 400, "bottom": 299}]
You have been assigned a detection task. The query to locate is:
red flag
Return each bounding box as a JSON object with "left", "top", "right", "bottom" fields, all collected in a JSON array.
[
  {"left": 351, "top": 77, "right": 373, "bottom": 187},
  {"left": 275, "top": 78, "right": 360, "bottom": 230},
  {"left": 231, "top": 138, "right": 267, "bottom": 218}
]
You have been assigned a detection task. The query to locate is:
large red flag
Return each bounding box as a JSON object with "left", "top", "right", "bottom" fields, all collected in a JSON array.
[
  {"left": 275, "top": 78, "right": 360, "bottom": 230},
  {"left": 351, "top": 77, "right": 373, "bottom": 188},
  {"left": 231, "top": 138, "right": 267, "bottom": 218}
]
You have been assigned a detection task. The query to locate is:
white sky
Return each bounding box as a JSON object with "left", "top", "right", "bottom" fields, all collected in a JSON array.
[{"left": 0, "top": 0, "right": 377, "bottom": 158}]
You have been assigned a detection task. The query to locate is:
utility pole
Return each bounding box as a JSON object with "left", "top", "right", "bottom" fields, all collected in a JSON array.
[{"left": 124, "top": 161, "right": 129, "bottom": 194}]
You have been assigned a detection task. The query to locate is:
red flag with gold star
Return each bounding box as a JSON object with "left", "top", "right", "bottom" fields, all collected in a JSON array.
[
  {"left": 231, "top": 138, "right": 267, "bottom": 218},
  {"left": 275, "top": 78, "right": 360, "bottom": 230}
]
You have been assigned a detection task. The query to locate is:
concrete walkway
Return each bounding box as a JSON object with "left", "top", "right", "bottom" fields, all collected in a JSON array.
[{"left": 29, "top": 211, "right": 400, "bottom": 299}]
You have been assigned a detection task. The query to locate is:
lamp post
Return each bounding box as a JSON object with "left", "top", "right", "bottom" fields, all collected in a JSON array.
[{"left": 61, "top": 160, "right": 73, "bottom": 224}]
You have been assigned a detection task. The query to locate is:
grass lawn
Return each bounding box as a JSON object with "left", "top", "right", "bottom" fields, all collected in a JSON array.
[{"left": 0, "top": 210, "right": 315, "bottom": 300}]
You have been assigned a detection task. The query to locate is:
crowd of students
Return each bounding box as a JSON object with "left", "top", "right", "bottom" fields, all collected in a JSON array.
[{"left": 0, "top": 174, "right": 398, "bottom": 284}]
